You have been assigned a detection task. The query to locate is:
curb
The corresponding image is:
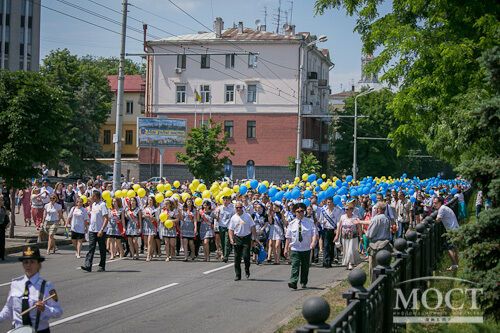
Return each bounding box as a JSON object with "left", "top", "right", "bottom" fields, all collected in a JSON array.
[{"left": 6, "top": 239, "right": 73, "bottom": 255}]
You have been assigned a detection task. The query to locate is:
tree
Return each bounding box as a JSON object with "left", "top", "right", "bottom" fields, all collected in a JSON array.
[
  {"left": 0, "top": 70, "right": 69, "bottom": 236},
  {"left": 176, "top": 121, "right": 233, "bottom": 183},
  {"left": 40, "top": 49, "right": 113, "bottom": 175},
  {"left": 90, "top": 56, "right": 144, "bottom": 75},
  {"left": 288, "top": 152, "right": 321, "bottom": 175},
  {"left": 315, "top": 0, "right": 499, "bottom": 319}
]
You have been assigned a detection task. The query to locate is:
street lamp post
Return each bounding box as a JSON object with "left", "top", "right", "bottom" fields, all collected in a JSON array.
[
  {"left": 353, "top": 88, "right": 375, "bottom": 181},
  {"left": 295, "top": 35, "right": 328, "bottom": 178}
]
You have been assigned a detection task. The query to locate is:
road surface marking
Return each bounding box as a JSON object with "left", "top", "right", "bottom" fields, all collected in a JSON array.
[
  {"left": 75, "top": 257, "right": 125, "bottom": 269},
  {"left": 0, "top": 282, "right": 11, "bottom": 287},
  {"left": 50, "top": 282, "right": 179, "bottom": 327},
  {"left": 203, "top": 264, "right": 232, "bottom": 275}
]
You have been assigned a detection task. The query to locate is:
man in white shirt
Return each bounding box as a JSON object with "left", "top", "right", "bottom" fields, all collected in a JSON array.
[
  {"left": 318, "top": 198, "right": 342, "bottom": 267},
  {"left": 81, "top": 191, "right": 109, "bottom": 272},
  {"left": 217, "top": 196, "right": 235, "bottom": 263},
  {"left": 284, "top": 203, "right": 318, "bottom": 289},
  {"left": 40, "top": 180, "right": 54, "bottom": 205},
  {"left": 228, "top": 201, "right": 258, "bottom": 281},
  {"left": 433, "top": 196, "right": 460, "bottom": 271}
]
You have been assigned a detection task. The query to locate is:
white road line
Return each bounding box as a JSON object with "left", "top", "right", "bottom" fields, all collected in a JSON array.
[
  {"left": 203, "top": 264, "right": 232, "bottom": 275},
  {"left": 50, "top": 283, "right": 179, "bottom": 327},
  {"left": 75, "top": 257, "right": 125, "bottom": 269},
  {"left": 0, "top": 282, "right": 11, "bottom": 287}
]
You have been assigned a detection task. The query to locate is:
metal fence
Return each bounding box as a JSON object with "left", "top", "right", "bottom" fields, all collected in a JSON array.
[{"left": 296, "top": 191, "right": 470, "bottom": 333}]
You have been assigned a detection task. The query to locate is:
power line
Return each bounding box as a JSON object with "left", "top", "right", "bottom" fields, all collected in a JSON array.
[
  {"left": 128, "top": 2, "right": 199, "bottom": 33},
  {"left": 167, "top": 0, "right": 212, "bottom": 32}
]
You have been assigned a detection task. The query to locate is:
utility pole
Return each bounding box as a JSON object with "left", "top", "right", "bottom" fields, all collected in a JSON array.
[
  {"left": 353, "top": 88, "right": 375, "bottom": 181},
  {"left": 113, "top": 0, "right": 128, "bottom": 192}
]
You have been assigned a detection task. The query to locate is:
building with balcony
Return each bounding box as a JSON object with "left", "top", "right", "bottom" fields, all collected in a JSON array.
[
  {"left": 0, "top": 0, "right": 41, "bottom": 71},
  {"left": 98, "top": 75, "right": 145, "bottom": 180},
  {"left": 141, "top": 18, "right": 333, "bottom": 181}
]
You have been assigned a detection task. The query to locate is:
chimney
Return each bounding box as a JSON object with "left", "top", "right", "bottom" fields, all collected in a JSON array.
[
  {"left": 351, "top": 84, "right": 355, "bottom": 92},
  {"left": 214, "top": 17, "right": 224, "bottom": 38},
  {"left": 237, "top": 21, "right": 244, "bottom": 34},
  {"left": 260, "top": 24, "right": 266, "bottom": 32},
  {"left": 284, "top": 24, "right": 295, "bottom": 36}
]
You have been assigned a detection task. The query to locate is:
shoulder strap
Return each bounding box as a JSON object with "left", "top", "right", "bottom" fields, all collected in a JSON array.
[{"left": 35, "top": 280, "right": 46, "bottom": 331}]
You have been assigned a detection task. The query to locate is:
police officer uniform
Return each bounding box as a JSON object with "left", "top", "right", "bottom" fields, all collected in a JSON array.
[{"left": 0, "top": 246, "right": 63, "bottom": 332}]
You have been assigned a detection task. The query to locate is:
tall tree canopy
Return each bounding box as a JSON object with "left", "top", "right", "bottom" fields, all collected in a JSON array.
[{"left": 41, "top": 49, "right": 113, "bottom": 175}]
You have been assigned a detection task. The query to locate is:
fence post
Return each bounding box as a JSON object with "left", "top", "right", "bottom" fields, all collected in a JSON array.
[
  {"left": 393, "top": 238, "right": 409, "bottom": 296},
  {"left": 405, "top": 230, "right": 418, "bottom": 292},
  {"left": 295, "top": 297, "right": 331, "bottom": 333},
  {"left": 342, "top": 269, "right": 368, "bottom": 332},
  {"left": 415, "top": 223, "right": 428, "bottom": 291},
  {"left": 373, "top": 250, "right": 394, "bottom": 332}
]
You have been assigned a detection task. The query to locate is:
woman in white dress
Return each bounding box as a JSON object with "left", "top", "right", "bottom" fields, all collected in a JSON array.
[
  {"left": 334, "top": 201, "right": 362, "bottom": 270},
  {"left": 66, "top": 197, "right": 89, "bottom": 258},
  {"left": 267, "top": 201, "right": 285, "bottom": 264}
]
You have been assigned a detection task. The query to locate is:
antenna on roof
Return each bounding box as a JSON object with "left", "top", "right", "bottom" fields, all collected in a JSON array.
[
  {"left": 262, "top": 6, "right": 268, "bottom": 27},
  {"left": 275, "top": 0, "right": 281, "bottom": 34},
  {"left": 288, "top": 1, "right": 294, "bottom": 26}
]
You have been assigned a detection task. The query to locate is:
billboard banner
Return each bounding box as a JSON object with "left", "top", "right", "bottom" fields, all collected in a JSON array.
[{"left": 137, "top": 117, "right": 187, "bottom": 148}]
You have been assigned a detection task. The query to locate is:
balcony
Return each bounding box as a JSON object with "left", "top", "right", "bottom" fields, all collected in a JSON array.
[
  {"left": 318, "top": 79, "right": 328, "bottom": 88},
  {"left": 301, "top": 104, "right": 325, "bottom": 116}
]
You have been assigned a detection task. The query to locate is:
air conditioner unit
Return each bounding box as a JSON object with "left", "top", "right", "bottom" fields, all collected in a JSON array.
[{"left": 175, "top": 68, "right": 183, "bottom": 74}]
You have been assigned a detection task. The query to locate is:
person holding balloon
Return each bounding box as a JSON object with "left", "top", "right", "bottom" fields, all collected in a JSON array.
[
  {"left": 159, "top": 199, "right": 178, "bottom": 262},
  {"left": 124, "top": 197, "right": 142, "bottom": 260},
  {"left": 267, "top": 201, "right": 285, "bottom": 264},
  {"left": 142, "top": 196, "right": 158, "bottom": 262},
  {"left": 106, "top": 198, "right": 125, "bottom": 260},
  {"left": 179, "top": 198, "right": 198, "bottom": 261},
  {"left": 199, "top": 199, "right": 216, "bottom": 261}
]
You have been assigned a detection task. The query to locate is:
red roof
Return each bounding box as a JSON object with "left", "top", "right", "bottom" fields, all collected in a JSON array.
[{"left": 107, "top": 75, "right": 144, "bottom": 92}]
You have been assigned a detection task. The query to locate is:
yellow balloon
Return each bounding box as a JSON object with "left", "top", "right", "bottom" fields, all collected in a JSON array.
[
  {"left": 191, "top": 179, "right": 200, "bottom": 189},
  {"left": 194, "top": 197, "right": 203, "bottom": 207},
  {"left": 172, "top": 193, "right": 180, "bottom": 201},
  {"left": 127, "top": 190, "right": 136, "bottom": 198},
  {"left": 173, "top": 180, "right": 180, "bottom": 188},
  {"left": 220, "top": 182, "right": 228, "bottom": 189},
  {"left": 222, "top": 188, "right": 232, "bottom": 197},
  {"left": 202, "top": 190, "right": 211, "bottom": 199},
  {"left": 321, "top": 183, "right": 328, "bottom": 191},
  {"left": 232, "top": 185, "right": 239, "bottom": 193},
  {"left": 294, "top": 177, "right": 300, "bottom": 183},
  {"left": 80, "top": 195, "right": 88, "bottom": 204},
  {"left": 114, "top": 190, "right": 122, "bottom": 198},
  {"left": 106, "top": 199, "right": 112, "bottom": 209},
  {"left": 262, "top": 180, "right": 269, "bottom": 188},
  {"left": 102, "top": 190, "right": 111, "bottom": 201},
  {"left": 155, "top": 193, "right": 164, "bottom": 204},
  {"left": 165, "top": 190, "right": 173, "bottom": 198},
  {"left": 133, "top": 184, "right": 140, "bottom": 192},
  {"left": 156, "top": 184, "right": 165, "bottom": 192},
  {"left": 322, "top": 174, "right": 326, "bottom": 179},
  {"left": 197, "top": 183, "right": 207, "bottom": 192},
  {"left": 159, "top": 212, "right": 168, "bottom": 222},
  {"left": 302, "top": 173, "right": 308, "bottom": 181},
  {"left": 164, "top": 183, "right": 172, "bottom": 191},
  {"left": 245, "top": 181, "right": 251, "bottom": 188},
  {"left": 137, "top": 188, "right": 146, "bottom": 198},
  {"left": 181, "top": 192, "right": 191, "bottom": 202},
  {"left": 164, "top": 219, "right": 174, "bottom": 229}
]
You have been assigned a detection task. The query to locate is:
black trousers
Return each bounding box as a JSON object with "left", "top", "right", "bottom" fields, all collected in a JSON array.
[
  {"left": 0, "top": 226, "right": 5, "bottom": 260},
  {"left": 322, "top": 229, "right": 336, "bottom": 266},
  {"left": 84, "top": 232, "right": 107, "bottom": 269},
  {"left": 234, "top": 235, "right": 252, "bottom": 278}
]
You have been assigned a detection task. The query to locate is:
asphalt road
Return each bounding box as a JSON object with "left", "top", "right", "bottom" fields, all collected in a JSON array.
[{"left": 0, "top": 245, "right": 350, "bottom": 333}]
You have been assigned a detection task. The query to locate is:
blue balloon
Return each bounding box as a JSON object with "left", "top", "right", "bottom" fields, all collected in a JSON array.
[
  {"left": 336, "top": 179, "right": 342, "bottom": 187},
  {"left": 304, "top": 199, "right": 311, "bottom": 207},
  {"left": 410, "top": 196, "right": 416, "bottom": 203},
  {"left": 363, "top": 186, "right": 370, "bottom": 195},
  {"left": 314, "top": 186, "right": 321, "bottom": 192},
  {"left": 239, "top": 185, "right": 248, "bottom": 195},
  {"left": 307, "top": 174, "right": 317, "bottom": 183},
  {"left": 429, "top": 189, "right": 435, "bottom": 195},
  {"left": 268, "top": 187, "right": 278, "bottom": 197},
  {"left": 317, "top": 179, "right": 323, "bottom": 185},
  {"left": 333, "top": 195, "right": 342, "bottom": 205},
  {"left": 451, "top": 188, "right": 458, "bottom": 195},
  {"left": 341, "top": 195, "right": 347, "bottom": 202},
  {"left": 250, "top": 179, "right": 258, "bottom": 189},
  {"left": 284, "top": 192, "right": 291, "bottom": 200},
  {"left": 350, "top": 189, "right": 358, "bottom": 197},
  {"left": 303, "top": 189, "right": 312, "bottom": 199},
  {"left": 346, "top": 175, "right": 353, "bottom": 183},
  {"left": 409, "top": 188, "right": 415, "bottom": 196},
  {"left": 258, "top": 184, "right": 268, "bottom": 194},
  {"left": 370, "top": 193, "right": 377, "bottom": 202},
  {"left": 291, "top": 189, "right": 301, "bottom": 199},
  {"left": 275, "top": 191, "right": 284, "bottom": 201}
]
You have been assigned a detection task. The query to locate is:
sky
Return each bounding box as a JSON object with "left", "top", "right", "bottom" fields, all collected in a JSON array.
[{"left": 40, "top": 0, "right": 371, "bottom": 93}]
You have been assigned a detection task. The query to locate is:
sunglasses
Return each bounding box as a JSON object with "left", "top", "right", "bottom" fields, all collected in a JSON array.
[
  {"left": 295, "top": 209, "right": 305, "bottom": 213},
  {"left": 235, "top": 206, "right": 243, "bottom": 209}
]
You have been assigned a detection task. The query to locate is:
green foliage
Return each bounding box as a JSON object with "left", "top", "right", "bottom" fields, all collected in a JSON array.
[
  {"left": 288, "top": 152, "right": 321, "bottom": 175},
  {"left": 176, "top": 120, "right": 233, "bottom": 182},
  {"left": 89, "top": 56, "right": 144, "bottom": 75},
  {"left": 450, "top": 207, "right": 500, "bottom": 321},
  {"left": 40, "top": 49, "right": 113, "bottom": 175},
  {"left": 0, "top": 70, "right": 69, "bottom": 188}
]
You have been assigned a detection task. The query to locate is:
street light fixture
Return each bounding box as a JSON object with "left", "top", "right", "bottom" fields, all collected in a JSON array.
[
  {"left": 353, "top": 87, "right": 375, "bottom": 181},
  {"left": 295, "top": 35, "right": 328, "bottom": 177}
]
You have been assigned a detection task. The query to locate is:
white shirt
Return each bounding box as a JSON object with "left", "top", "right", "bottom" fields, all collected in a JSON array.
[
  {"left": 0, "top": 273, "right": 63, "bottom": 330},
  {"left": 68, "top": 206, "right": 89, "bottom": 234},
  {"left": 89, "top": 201, "right": 109, "bottom": 232},
  {"left": 437, "top": 205, "right": 459, "bottom": 230},
  {"left": 228, "top": 212, "right": 255, "bottom": 237},
  {"left": 44, "top": 202, "right": 62, "bottom": 222},
  {"left": 40, "top": 186, "right": 54, "bottom": 204},
  {"left": 285, "top": 217, "right": 318, "bottom": 252},
  {"left": 218, "top": 204, "right": 235, "bottom": 228},
  {"left": 319, "top": 205, "right": 342, "bottom": 230}
]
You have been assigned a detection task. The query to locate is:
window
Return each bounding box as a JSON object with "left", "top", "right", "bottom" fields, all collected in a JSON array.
[
  {"left": 201, "top": 54, "right": 210, "bottom": 69},
  {"left": 200, "top": 85, "right": 210, "bottom": 103},
  {"left": 246, "top": 160, "right": 255, "bottom": 179},
  {"left": 247, "top": 84, "right": 257, "bottom": 103},
  {"left": 225, "top": 85, "right": 234, "bottom": 103},
  {"left": 176, "top": 54, "right": 186, "bottom": 69},
  {"left": 248, "top": 54, "right": 258, "bottom": 68},
  {"left": 224, "top": 160, "right": 233, "bottom": 179},
  {"left": 247, "top": 120, "right": 256, "bottom": 139},
  {"left": 199, "top": 120, "right": 209, "bottom": 127},
  {"left": 225, "top": 54, "right": 235, "bottom": 68},
  {"left": 176, "top": 85, "right": 186, "bottom": 103},
  {"left": 125, "top": 130, "right": 133, "bottom": 145},
  {"left": 126, "top": 101, "right": 133, "bottom": 114},
  {"left": 224, "top": 120, "right": 234, "bottom": 138},
  {"left": 103, "top": 130, "right": 111, "bottom": 145}
]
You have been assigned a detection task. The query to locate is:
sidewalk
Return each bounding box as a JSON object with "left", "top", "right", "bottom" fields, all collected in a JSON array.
[{"left": 4, "top": 210, "right": 72, "bottom": 255}]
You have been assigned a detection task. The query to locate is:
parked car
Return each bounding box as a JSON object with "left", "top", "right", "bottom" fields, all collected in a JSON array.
[
  {"left": 147, "top": 177, "right": 164, "bottom": 184},
  {"left": 105, "top": 172, "right": 125, "bottom": 182}
]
